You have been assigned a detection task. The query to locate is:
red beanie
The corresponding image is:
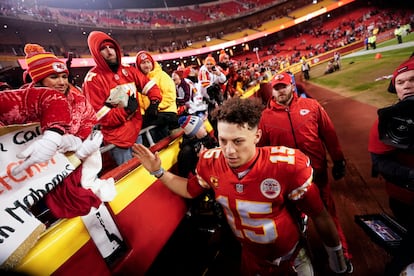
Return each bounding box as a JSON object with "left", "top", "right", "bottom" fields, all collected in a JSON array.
[
  {"left": 173, "top": 70, "right": 184, "bottom": 80},
  {"left": 136, "top": 51, "right": 154, "bottom": 68},
  {"left": 392, "top": 57, "right": 414, "bottom": 85},
  {"left": 24, "top": 43, "right": 68, "bottom": 84}
]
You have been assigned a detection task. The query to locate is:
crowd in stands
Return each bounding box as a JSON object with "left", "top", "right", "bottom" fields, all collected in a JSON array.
[
  {"left": 238, "top": 7, "right": 413, "bottom": 67},
  {"left": 0, "top": 1, "right": 412, "bottom": 93},
  {"left": 0, "top": 0, "right": 291, "bottom": 28},
  {"left": 0, "top": 0, "right": 316, "bottom": 54},
  {"left": 1, "top": 1, "right": 414, "bottom": 273}
]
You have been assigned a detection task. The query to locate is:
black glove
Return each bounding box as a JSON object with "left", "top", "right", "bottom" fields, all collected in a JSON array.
[
  {"left": 332, "top": 160, "right": 346, "bottom": 180},
  {"left": 125, "top": 95, "right": 138, "bottom": 114},
  {"left": 145, "top": 99, "right": 159, "bottom": 122}
]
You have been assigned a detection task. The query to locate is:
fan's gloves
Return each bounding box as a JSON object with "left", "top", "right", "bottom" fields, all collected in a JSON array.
[
  {"left": 75, "top": 131, "right": 103, "bottom": 160},
  {"left": 12, "top": 130, "right": 62, "bottom": 175},
  {"left": 332, "top": 159, "right": 346, "bottom": 180},
  {"left": 145, "top": 99, "right": 160, "bottom": 122},
  {"left": 324, "top": 244, "right": 347, "bottom": 273},
  {"left": 58, "top": 134, "right": 83, "bottom": 153},
  {"left": 124, "top": 95, "right": 138, "bottom": 114}
]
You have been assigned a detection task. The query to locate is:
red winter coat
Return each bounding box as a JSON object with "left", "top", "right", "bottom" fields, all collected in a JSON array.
[
  {"left": 258, "top": 93, "right": 344, "bottom": 171},
  {"left": 44, "top": 85, "right": 101, "bottom": 218},
  {"left": 0, "top": 87, "right": 71, "bottom": 133},
  {"left": 83, "top": 31, "right": 162, "bottom": 148},
  {"left": 65, "top": 85, "right": 97, "bottom": 140}
]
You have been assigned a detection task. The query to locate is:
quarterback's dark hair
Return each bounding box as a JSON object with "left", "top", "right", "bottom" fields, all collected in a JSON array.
[{"left": 212, "top": 97, "right": 262, "bottom": 129}]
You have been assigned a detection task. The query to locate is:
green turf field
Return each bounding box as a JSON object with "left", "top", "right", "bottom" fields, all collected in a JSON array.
[{"left": 309, "top": 33, "right": 414, "bottom": 108}]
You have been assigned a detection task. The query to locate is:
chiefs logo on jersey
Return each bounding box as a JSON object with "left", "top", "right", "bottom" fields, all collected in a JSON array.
[{"left": 260, "top": 178, "right": 281, "bottom": 199}]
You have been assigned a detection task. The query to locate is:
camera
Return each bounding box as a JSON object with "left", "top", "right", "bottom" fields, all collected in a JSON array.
[
  {"left": 212, "top": 66, "right": 216, "bottom": 71},
  {"left": 378, "top": 99, "right": 414, "bottom": 149}
]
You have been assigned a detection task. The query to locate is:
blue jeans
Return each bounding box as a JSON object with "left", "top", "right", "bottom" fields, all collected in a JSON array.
[{"left": 110, "top": 135, "right": 142, "bottom": 166}]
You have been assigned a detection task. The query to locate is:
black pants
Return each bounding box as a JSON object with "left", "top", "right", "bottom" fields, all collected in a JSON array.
[
  {"left": 303, "top": 70, "right": 310, "bottom": 80},
  {"left": 143, "top": 112, "right": 179, "bottom": 143}
]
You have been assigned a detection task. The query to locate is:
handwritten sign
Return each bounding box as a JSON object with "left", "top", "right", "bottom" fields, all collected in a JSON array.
[{"left": 0, "top": 123, "right": 75, "bottom": 267}]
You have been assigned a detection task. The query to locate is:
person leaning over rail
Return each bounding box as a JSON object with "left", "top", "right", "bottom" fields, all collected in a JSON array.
[
  {"left": 0, "top": 87, "right": 71, "bottom": 174},
  {"left": 20, "top": 43, "right": 115, "bottom": 219},
  {"left": 83, "top": 31, "right": 162, "bottom": 166},
  {"left": 133, "top": 97, "right": 348, "bottom": 275}
]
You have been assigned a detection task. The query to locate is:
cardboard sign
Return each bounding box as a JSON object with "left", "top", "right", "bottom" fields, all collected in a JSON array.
[{"left": 0, "top": 123, "right": 75, "bottom": 266}]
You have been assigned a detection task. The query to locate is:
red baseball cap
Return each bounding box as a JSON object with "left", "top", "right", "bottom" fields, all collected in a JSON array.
[{"left": 271, "top": 72, "right": 292, "bottom": 87}]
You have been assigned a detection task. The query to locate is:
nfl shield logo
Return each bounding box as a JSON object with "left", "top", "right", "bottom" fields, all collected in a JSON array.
[{"left": 235, "top": 183, "right": 244, "bottom": 193}]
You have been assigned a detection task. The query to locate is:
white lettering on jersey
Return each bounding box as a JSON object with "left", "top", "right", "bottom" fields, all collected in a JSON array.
[{"left": 217, "top": 196, "right": 277, "bottom": 243}]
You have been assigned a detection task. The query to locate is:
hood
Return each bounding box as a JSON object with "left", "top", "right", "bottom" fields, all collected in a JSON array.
[
  {"left": 148, "top": 61, "right": 163, "bottom": 79},
  {"left": 87, "top": 31, "right": 122, "bottom": 71}
]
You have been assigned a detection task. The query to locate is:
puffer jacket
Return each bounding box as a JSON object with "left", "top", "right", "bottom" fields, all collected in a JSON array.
[{"left": 258, "top": 92, "right": 344, "bottom": 170}]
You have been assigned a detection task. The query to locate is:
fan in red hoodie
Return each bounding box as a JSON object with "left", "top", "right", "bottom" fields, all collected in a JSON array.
[{"left": 83, "top": 31, "right": 162, "bottom": 165}]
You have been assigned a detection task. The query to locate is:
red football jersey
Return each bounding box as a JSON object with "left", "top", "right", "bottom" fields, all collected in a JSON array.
[{"left": 190, "top": 146, "right": 324, "bottom": 260}]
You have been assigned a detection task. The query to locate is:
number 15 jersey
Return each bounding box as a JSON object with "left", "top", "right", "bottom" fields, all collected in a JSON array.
[{"left": 188, "top": 146, "right": 324, "bottom": 260}]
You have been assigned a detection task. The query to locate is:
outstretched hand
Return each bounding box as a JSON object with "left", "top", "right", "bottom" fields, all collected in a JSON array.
[{"left": 132, "top": 144, "right": 162, "bottom": 173}]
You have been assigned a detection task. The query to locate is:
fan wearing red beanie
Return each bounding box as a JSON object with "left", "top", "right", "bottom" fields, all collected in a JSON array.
[
  {"left": 83, "top": 31, "right": 162, "bottom": 165},
  {"left": 21, "top": 43, "right": 116, "bottom": 219},
  {"left": 1, "top": 44, "right": 76, "bottom": 176},
  {"left": 24, "top": 43, "right": 97, "bottom": 141},
  {"left": 135, "top": 50, "right": 179, "bottom": 144}
]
